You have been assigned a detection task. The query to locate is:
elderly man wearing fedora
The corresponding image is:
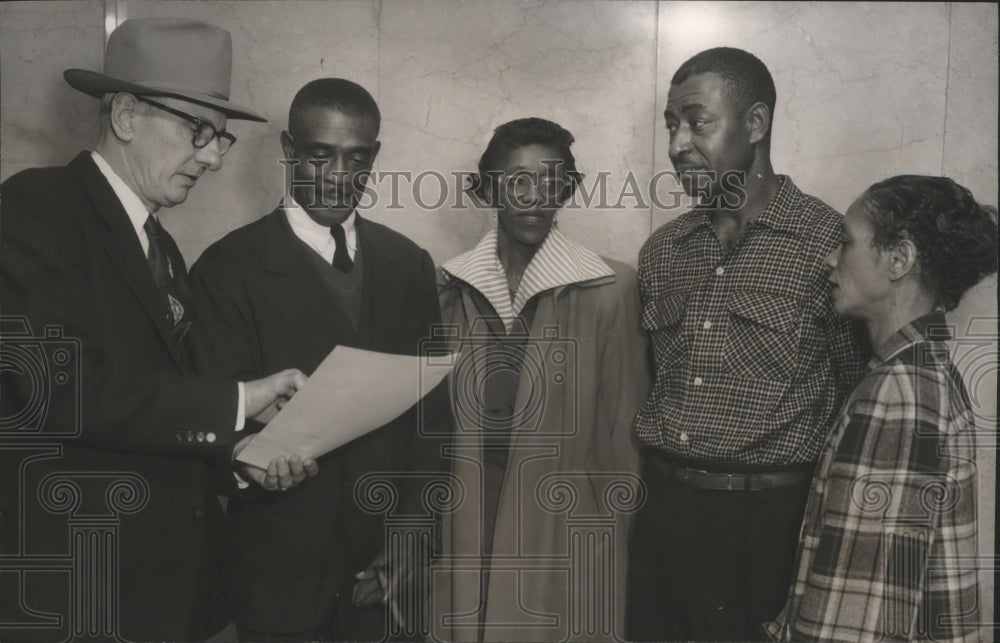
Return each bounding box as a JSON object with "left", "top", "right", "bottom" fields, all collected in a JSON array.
[{"left": 0, "top": 18, "right": 316, "bottom": 642}]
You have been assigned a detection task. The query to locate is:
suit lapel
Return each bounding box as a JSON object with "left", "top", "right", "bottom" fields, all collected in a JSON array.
[
  {"left": 355, "top": 216, "right": 405, "bottom": 349},
  {"left": 69, "top": 153, "right": 187, "bottom": 371},
  {"left": 257, "top": 209, "right": 358, "bottom": 357}
]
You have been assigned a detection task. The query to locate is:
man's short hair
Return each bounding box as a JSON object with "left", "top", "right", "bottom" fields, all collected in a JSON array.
[
  {"left": 672, "top": 47, "right": 776, "bottom": 120},
  {"left": 288, "top": 78, "right": 380, "bottom": 136}
]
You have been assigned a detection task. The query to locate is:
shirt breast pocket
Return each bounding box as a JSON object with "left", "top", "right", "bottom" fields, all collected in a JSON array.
[
  {"left": 723, "top": 290, "right": 800, "bottom": 382},
  {"left": 642, "top": 293, "right": 688, "bottom": 371}
]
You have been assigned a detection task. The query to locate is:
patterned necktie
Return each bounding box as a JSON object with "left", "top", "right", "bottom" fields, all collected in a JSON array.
[
  {"left": 330, "top": 223, "right": 354, "bottom": 272},
  {"left": 144, "top": 215, "right": 193, "bottom": 343}
]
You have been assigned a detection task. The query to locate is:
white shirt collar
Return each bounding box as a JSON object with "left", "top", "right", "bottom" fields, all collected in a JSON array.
[
  {"left": 441, "top": 226, "right": 614, "bottom": 329},
  {"left": 90, "top": 150, "right": 154, "bottom": 252},
  {"left": 283, "top": 196, "right": 358, "bottom": 261}
]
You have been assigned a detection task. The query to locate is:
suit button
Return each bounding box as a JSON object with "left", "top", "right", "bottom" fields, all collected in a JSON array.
[
  {"left": 175, "top": 431, "right": 183, "bottom": 442},
  {"left": 196, "top": 431, "right": 205, "bottom": 443},
  {"left": 192, "top": 508, "right": 204, "bottom": 519},
  {"left": 186, "top": 430, "right": 195, "bottom": 442},
  {"left": 206, "top": 432, "right": 217, "bottom": 444}
]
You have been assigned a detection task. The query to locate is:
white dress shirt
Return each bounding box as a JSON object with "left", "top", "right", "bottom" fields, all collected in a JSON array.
[{"left": 283, "top": 195, "right": 358, "bottom": 262}]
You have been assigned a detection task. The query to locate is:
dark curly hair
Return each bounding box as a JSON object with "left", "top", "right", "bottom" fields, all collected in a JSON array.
[
  {"left": 861, "top": 175, "right": 998, "bottom": 311},
  {"left": 470, "top": 117, "right": 582, "bottom": 206}
]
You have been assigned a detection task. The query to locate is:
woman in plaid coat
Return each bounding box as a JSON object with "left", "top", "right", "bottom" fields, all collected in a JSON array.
[{"left": 767, "top": 175, "right": 997, "bottom": 642}]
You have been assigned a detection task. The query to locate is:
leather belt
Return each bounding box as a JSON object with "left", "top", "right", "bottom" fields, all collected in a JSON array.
[{"left": 646, "top": 454, "right": 813, "bottom": 491}]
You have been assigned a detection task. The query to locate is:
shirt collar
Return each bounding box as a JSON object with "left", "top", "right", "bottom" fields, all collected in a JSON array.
[
  {"left": 870, "top": 311, "right": 952, "bottom": 367},
  {"left": 282, "top": 195, "right": 357, "bottom": 252},
  {"left": 441, "top": 226, "right": 614, "bottom": 328},
  {"left": 90, "top": 150, "right": 152, "bottom": 237},
  {"left": 673, "top": 175, "right": 806, "bottom": 241}
]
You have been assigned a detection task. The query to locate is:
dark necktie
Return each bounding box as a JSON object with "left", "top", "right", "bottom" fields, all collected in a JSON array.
[
  {"left": 144, "top": 215, "right": 193, "bottom": 343},
  {"left": 330, "top": 223, "right": 354, "bottom": 272}
]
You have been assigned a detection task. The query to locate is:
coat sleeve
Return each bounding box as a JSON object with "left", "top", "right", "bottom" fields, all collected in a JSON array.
[
  {"left": 0, "top": 170, "right": 238, "bottom": 456},
  {"left": 400, "top": 249, "right": 453, "bottom": 517},
  {"left": 595, "top": 263, "right": 649, "bottom": 476}
]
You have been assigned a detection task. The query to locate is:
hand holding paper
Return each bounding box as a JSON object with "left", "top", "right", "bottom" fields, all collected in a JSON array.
[
  {"left": 243, "top": 367, "right": 308, "bottom": 419},
  {"left": 236, "top": 346, "right": 455, "bottom": 469},
  {"left": 233, "top": 433, "right": 318, "bottom": 491}
]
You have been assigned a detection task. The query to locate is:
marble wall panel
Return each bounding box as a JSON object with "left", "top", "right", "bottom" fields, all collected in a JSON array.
[
  {"left": 944, "top": 2, "right": 998, "bottom": 206},
  {"left": 377, "top": 0, "right": 659, "bottom": 266},
  {"left": 0, "top": 1, "right": 105, "bottom": 179},
  {"left": 942, "top": 3, "right": 999, "bottom": 629}
]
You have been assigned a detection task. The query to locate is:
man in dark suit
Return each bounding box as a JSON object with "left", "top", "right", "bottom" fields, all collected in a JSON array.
[
  {"left": 0, "top": 19, "right": 315, "bottom": 642},
  {"left": 189, "top": 78, "right": 448, "bottom": 642}
]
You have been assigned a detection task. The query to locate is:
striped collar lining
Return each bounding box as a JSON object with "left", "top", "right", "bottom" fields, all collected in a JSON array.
[{"left": 442, "top": 227, "right": 614, "bottom": 329}]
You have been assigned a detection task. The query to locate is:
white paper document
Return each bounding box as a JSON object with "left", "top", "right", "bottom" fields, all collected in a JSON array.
[{"left": 236, "top": 345, "right": 455, "bottom": 469}]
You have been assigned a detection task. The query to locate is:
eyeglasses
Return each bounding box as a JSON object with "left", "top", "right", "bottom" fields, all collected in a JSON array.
[
  {"left": 136, "top": 95, "right": 236, "bottom": 155},
  {"left": 501, "top": 172, "right": 569, "bottom": 201}
]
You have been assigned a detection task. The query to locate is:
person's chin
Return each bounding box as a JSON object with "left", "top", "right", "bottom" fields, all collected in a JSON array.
[
  {"left": 307, "top": 205, "right": 354, "bottom": 226},
  {"left": 164, "top": 188, "right": 191, "bottom": 208},
  {"left": 511, "top": 225, "right": 551, "bottom": 246},
  {"left": 830, "top": 293, "right": 855, "bottom": 317}
]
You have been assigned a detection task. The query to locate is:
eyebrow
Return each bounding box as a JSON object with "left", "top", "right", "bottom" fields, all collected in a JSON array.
[
  {"left": 305, "top": 143, "right": 373, "bottom": 153},
  {"left": 665, "top": 102, "right": 709, "bottom": 118}
]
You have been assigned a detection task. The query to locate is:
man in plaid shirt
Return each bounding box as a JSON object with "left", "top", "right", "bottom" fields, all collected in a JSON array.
[
  {"left": 766, "top": 175, "right": 993, "bottom": 641},
  {"left": 626, "top": 48, "right": 867, "bottom": 641}
]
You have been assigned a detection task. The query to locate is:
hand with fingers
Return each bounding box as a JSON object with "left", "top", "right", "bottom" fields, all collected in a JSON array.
[
  {"left": 352, "top": 541, "right": 431, "bottom": 634},
  {"left": 244, "top": 368, "right": 308, "bottom": 420},
  {"left": 232, "top": 433, "right": 319, "bottom": 491}
]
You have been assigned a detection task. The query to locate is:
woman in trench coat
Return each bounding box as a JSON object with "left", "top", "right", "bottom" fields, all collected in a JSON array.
[{"left": 432, "top": 118, "right": 649, "bottom": 642}]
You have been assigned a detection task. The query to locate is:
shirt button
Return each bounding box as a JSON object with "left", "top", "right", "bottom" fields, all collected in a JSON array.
[
  {"left": 206, "top": 432, "right": 217, "bottom": 444},
  {"left": 679, "top": 432, "right": 689, "bottom": 443},
  {"left": 186, "top": 430, "right": 194, "bottom": 442},
  {"left": 694, "top": 377, "right": 703, "bottom": 386},
  {"left": 715, "top": 266, "right": 725, "bottom": 276},
  {"left": 196, "top": 431, "right": 205, "bottom": 443},
  {"left": 702, "top": 320, "right": 713, "bottom": 330}
]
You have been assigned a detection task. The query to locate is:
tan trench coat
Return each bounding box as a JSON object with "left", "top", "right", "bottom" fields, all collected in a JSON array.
[{"left": 432, "top": 258, "right": 649, "bottom": 642}]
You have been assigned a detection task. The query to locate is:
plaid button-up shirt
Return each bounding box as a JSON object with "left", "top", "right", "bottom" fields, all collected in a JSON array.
[
  {"left": 765, "top": 313, "right": 980, "bottom": 642},
  {"left": 635, "top": 176, "right": 866, "bottom": 465}
]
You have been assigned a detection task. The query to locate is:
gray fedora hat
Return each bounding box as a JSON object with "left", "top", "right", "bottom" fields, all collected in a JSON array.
[{"left": 64, "top": 17, "right": 266, "bottom": 122}]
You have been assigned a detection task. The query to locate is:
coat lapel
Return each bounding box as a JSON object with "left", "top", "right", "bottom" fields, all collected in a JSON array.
[
  {"left": 69, "top": 153, "right": 186, "bottom": 371},
  {"left": 355, "top": 216, "right": 405, "bottom": 349},
  {"left": 256, "top": 209, "right": 357, "bottom": 357}
]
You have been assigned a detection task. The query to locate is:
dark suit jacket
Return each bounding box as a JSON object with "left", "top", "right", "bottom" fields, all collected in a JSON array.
[
  {"left": 189, "top": 207, "right": 448, "bottom": 634},
  {"left": 0, "top": 152, "right": 239, "bottom": 641}
]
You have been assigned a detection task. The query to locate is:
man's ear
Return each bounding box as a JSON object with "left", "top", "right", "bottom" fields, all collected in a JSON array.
[
  {"left": 109, "top": 93, "right": 139, "bottom": 142},
  {"left": 887, "top": 238, "right": 919, "bottom": 281},
  {"left": 280, "top": 130, "right": 295, "bottom": 159},
  {"left": 746, "top": 101, "right": 771, "bottom": 145},
  {"left": 371, "top": 140, "right": 381, "bottom": 163}
]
